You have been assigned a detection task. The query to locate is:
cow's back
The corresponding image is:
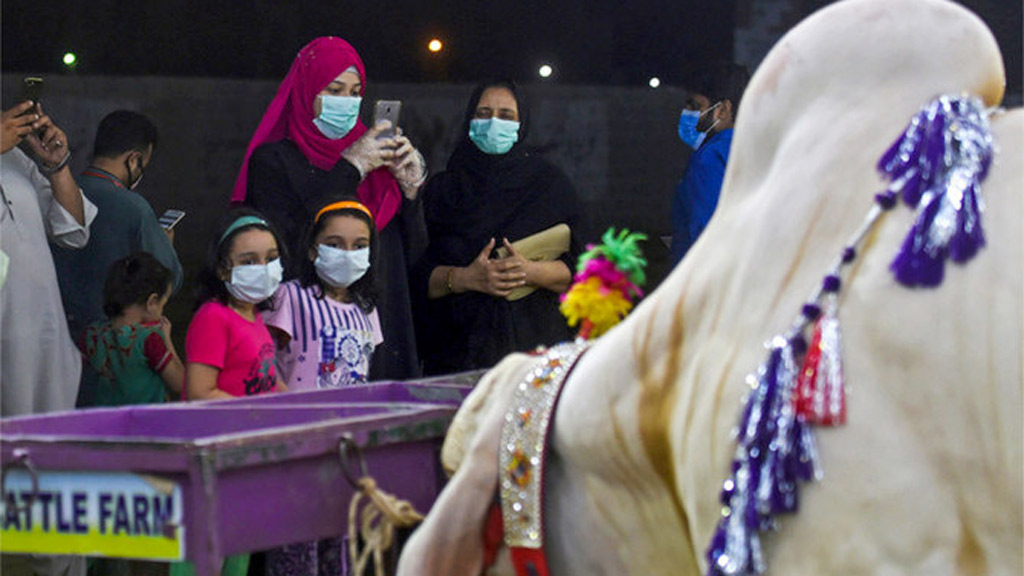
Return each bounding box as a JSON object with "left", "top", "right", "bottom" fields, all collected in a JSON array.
[{"left": 549, "top": 0, "right": 1021, "bottom": 574}]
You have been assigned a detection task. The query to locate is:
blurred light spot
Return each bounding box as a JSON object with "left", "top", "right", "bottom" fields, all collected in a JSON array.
[
  {"left": 63, "top": 52, "right": 77, "bottom": 67},
  {"left": 649, "top": 77, "right": 661, "bottom": 88},
  {"left": 539, "top": 64, "right": 553, "bottom": 78},
  {"left": 428, "top": 39, "right": 443, "bottom": 53}
]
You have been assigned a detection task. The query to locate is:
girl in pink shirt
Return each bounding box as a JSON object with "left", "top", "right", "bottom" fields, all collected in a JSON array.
[{"left": 185, "top": 209, "right": 289, "bottom": 400}]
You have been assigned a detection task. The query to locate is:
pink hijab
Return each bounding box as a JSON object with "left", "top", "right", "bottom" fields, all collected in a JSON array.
[{"left": 230, "top": 36, "right": 401, "bottom": 230}]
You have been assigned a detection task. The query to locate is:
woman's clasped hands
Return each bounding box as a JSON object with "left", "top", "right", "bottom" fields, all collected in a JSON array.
[{"left": 461, "top": 238, "right": 529, "bottom": 298}]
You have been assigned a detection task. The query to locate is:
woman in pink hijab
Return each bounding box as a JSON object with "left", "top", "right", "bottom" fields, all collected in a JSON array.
[{"left": 233, "top": 36, "right": 426, "bottom": 381}]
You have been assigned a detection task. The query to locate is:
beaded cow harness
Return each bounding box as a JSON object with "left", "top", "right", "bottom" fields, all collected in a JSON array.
[
  {"left": 489, "top": 229, "right": 644, "bottom": 575},
  {"left": 497, "top": 340, "right": 591, "bottom": 576}
]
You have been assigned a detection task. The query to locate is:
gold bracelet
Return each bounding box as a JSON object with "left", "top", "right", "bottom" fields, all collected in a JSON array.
[{"left": 446, "top": 267, "right": 455, "bottom": 293}]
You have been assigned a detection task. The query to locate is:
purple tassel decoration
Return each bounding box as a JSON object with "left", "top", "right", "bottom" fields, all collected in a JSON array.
[
  {"left": 707, "top": 338, "right": 820, "bottom": 575},
  {"left": 883, "top": 95, "right": 993, "bottom": 287},
  {"left": 704, "top": 94, "right": 996, "bottom": 576}
]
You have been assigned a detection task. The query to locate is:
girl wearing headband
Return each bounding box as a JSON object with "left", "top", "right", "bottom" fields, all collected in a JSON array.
[
  {"left": 184, "top": 208, "right": 289, "bottom": 401},
  {"left": 260, "top": 198, "right": 381, "bottom": 576},
  {"left": 264, "top": 198, "right": 381, "bottom": 392}
]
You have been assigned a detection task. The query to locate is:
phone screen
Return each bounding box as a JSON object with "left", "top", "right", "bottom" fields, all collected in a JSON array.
[
  {"left": 373, "top": 100, "right": 401, "bottom": 140},
  {"left": 159, "top": 209, "right": 186, "bottom": 230}
]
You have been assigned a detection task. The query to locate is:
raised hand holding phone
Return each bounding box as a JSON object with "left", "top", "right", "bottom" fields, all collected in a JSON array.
[
  {"left": 1, "top": 78, "right": 46, "bottom": 154},
  {"left": 1, "top": 102, "right": 39, "bottom": 154},
  {"left": 340, "top": 122, "right": 401, "bottom": 176},
  {"left": 381, "top": 120, "right": 427, "bottom": 196},
  {"left": 21, "top": 104, "right": 69, "bottom": 170},
  {"left": 389, "top": 135, "right": 426, "bottom": 194}
]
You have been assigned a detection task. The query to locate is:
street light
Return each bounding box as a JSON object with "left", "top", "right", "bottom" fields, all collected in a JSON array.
[
  {"left": 428, "top": 39, "right": 443, "bottom": 53},
  {"left": 539, "top": 64, "right": 553, "bottom": 79},
  {"left": 649, "top": 77, "right": 661, "bottom": 88}
]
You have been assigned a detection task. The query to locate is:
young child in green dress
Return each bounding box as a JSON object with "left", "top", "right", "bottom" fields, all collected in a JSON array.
[{"left": 81, "top": 251, "right": 184, "bottom": 405}]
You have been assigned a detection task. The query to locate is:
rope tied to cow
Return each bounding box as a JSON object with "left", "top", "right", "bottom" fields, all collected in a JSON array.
[{"left": 347, "top": 476, "right": 425, "bottom": 576}]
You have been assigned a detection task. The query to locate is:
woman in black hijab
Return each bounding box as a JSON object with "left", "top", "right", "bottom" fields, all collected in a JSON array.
[{"left": 413, "top": 80, "right": 588, "bottom": 375}]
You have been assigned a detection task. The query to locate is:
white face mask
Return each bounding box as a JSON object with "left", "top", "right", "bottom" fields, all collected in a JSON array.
[
  {"left": 314, "top": 244, "right": 370, "bottom": 288},
  {"left": 225, "top": 259, "right": 283, "bottom": 303}
]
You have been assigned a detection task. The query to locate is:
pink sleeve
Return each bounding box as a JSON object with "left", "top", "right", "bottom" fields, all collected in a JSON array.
[
  {"left": 186, "top": 303, "right": 229, "bottom": 369},
  {"left": 262, "top": 283, "right": 295, "bottom": 339},
  {"left": 143, "top": 331, "right": 173, "bottom": 373}
]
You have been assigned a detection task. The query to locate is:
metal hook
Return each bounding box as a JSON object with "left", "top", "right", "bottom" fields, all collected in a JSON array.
[
  {"left": 338, "top": 434, "right": 368, "bottom": 490},
  {"left": 1, "top": 448, "right": 40, "bottom": 514}
]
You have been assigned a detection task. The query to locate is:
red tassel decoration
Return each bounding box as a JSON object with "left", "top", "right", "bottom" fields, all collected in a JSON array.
[{"left": 795, "top": 293, "right": 846, "bottom": 426}]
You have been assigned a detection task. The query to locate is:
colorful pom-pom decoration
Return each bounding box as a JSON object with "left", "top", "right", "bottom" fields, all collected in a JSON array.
[{"left": 559, "top": 228, "right": 647, "bottom": 340}]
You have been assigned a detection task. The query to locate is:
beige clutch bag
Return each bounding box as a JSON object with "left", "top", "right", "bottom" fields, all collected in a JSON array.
[{"left": 494, "top": 223, "right": 571, "bottom": 301}]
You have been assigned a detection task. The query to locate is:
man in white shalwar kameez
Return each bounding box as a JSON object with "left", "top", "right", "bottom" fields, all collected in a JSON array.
[{"left": 1, "top": 100, "right": 97, "bottom": 576}]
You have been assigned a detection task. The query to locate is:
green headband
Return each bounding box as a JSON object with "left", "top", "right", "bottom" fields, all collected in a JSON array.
[{"left": 220, "top": 215, "right": 268, "bottom": 244}]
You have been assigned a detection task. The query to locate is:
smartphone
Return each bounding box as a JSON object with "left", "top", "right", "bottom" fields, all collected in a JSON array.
[
  {"left": 21, "top": 77, "right": 44, "bottom": 104},
  {"left": 372, "top": 100, "right": 402, "bottom": 140},
  {"left": 158, "top": 209, "right": 186, "bottom": 230}
]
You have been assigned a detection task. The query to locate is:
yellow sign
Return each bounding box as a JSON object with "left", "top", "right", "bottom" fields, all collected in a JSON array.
[{"left": 1, "top": 470, "right": 184, "bottom": 560}]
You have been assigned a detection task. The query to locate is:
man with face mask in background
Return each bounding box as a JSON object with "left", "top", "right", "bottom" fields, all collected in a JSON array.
[
  {"left": 670, "top": 63, "right": 750, "bottom": 266},
  {"left": 51, "top": 110, "right": 183, "bottom": 407}
]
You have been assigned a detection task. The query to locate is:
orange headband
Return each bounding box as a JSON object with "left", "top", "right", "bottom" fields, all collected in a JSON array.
[{"left": 315, "top": 200, "right": 374, "bottom": 224}]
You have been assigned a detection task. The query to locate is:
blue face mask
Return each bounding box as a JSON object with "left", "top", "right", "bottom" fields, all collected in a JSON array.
[
  {"left": 677, "top": 103, "right": 720, "bottom": 150},
  {"left": 468, "top": 118, "right": 520, "bottom": 155},
  {"left": 314, "top": 95, "right": 362, "bottom": 139}
]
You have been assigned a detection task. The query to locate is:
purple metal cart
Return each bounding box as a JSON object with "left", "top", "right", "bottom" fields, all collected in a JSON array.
[{"left": 0, "top": 380, "right": 476, "bottom": 575}]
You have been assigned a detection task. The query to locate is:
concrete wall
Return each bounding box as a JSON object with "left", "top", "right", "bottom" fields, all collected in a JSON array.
[{"left": 2, "top": 74, "right": 691, "bottom": 339}]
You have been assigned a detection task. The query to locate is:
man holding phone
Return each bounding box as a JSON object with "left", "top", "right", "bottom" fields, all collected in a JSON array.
[
  {"left": 2, "top": 94, "right": 96, "bottom": 576},
  {"left": 51, "top": 110, "right": 183, "bottom": 406}
]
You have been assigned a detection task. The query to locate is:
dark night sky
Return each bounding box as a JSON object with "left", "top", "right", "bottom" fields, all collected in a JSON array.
[
  {"left": 2, "top": 1, "right": 734, "bottom": 86},
  {"left": 2, "top": 1, "right": 1020, "bottom": 93}
]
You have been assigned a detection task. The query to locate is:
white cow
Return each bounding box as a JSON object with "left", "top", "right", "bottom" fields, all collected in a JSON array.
[{"left": 399, "top": 0, "right": 1023, "bottom": 574}]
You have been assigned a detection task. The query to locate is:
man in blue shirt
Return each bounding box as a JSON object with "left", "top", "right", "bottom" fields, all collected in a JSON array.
[{"left": 671, "top": 64, "right": 750, "bottom": 266}]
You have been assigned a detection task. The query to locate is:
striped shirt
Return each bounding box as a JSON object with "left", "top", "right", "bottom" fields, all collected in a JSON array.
[{"left": 264, "top": 280, "right": 382, "bottom": 391}]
